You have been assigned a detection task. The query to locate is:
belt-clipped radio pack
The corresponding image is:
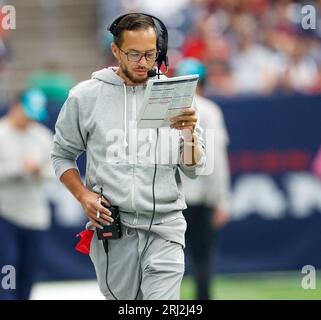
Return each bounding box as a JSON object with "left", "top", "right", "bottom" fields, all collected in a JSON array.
[
  {"left": 96, "top": 188, "right": 122, "bottom": 240},
  {"left": 97, "top": 204, "right": 122, "bottom": 240}
]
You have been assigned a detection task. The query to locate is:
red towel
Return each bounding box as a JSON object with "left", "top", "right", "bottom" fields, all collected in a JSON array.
[{"left": 75, "top": 230, "right": 94, "bottom": 255}]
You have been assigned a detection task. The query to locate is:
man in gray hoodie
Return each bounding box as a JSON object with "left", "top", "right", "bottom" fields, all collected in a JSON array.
[{"left": 51, "top": 13, "right": 206, "bottom": 300}]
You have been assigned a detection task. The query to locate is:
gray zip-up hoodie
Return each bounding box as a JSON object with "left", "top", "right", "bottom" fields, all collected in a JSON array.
[{"left": 51, "top": 67, "right": 206, "bottom": 229}]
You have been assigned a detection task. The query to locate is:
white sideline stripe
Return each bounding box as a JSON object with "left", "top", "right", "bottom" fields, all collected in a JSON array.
[{"left": 30, "top": 280, "right": 104, "bottom": 300}]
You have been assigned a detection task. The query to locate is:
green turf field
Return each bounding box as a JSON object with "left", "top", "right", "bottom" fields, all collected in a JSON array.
[{"left": 181, "top": 271, "right": 321, "bottom": 300}]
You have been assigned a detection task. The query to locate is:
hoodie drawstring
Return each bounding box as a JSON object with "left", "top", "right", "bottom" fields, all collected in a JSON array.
[
  {"left": 123, "top": 84, "right": 128, "bottom": 148},
  {"left": 148, "top": 129, "right": 153, "bottom": 144},
  {"left": 123, "top": 84, "right": 153, "bottom": 147}
]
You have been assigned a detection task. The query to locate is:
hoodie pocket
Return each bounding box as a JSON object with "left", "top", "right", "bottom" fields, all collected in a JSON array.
[
  {"left": 135, "top": 164, "right": 180, "bottom": 211},
  {"left": 95, "top": 163, "right": 132, "bottom": 209}
]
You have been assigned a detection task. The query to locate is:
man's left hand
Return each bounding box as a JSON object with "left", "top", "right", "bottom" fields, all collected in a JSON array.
[{"left": 170, "top": 107, "right": 197, "bottom": 133}]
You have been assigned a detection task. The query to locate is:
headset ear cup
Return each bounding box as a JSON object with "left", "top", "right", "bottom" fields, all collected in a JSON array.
[
  {"left": 153, "top": 22, "right": 168, "bottom": 69},
  {"left": 156, "top": 38, "right": 162, "bottom": 66},
  {"left": 157, "top": 37, "right": 168, "bottom": 69}
]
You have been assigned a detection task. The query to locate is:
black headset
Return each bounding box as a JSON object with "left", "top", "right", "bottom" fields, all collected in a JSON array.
[{"left": 108, "top": 13, "right": 169, "bottom": 77}]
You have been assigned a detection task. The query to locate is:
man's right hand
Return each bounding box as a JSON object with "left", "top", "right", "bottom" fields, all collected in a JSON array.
[{"left": 78, "top": 189, "right": 114, "bottom": 229}]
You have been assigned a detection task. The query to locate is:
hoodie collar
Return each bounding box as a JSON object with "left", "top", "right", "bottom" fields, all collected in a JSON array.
[
  {"left": 92, "top": 67, "right": 125, "bottom": 86},
  {"left": 92, "top": 67, "right": 154, "bottom": 147}
]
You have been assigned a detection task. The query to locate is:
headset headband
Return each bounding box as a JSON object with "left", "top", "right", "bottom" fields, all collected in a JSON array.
[{"left": 108, "top": 13, "right": 168, "bottom": 71}]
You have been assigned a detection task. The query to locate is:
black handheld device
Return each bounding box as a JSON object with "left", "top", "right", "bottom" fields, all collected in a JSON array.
[
  {"left": 96, "top": 189, "right": 122, "bottom": 240},
  {"left": 97, "top": 204, "right": 122, "bottom": 240}
]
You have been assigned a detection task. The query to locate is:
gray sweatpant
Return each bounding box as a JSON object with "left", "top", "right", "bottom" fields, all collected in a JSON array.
[{"left": 89, "top": 225, "right": 185, "bottom": 300}]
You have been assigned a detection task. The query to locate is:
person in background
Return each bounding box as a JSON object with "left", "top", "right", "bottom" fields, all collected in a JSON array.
[
  {"left": 0, "top": 89, "right": 54, "bottom": 300},
  {"left": 175, "top": 58, "right": 231, "bottom": 300},
  {"left": 278, "top": 32, "right": 319, "bottom": 93},
  {"left": 28, "top": 62, "right": 76, "bottom": 103}
]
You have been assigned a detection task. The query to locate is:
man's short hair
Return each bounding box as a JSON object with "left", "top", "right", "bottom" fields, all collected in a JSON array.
[{"left": 112, "top": 13, "right": 157, "bottom": 48}]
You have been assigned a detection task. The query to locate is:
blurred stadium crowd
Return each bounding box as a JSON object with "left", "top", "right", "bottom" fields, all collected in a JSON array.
[
  {"left": 100, "top": 0, "right": 321, "bottom": 96},
  {"left": 0, "top": 0, "right": 320, "bottom": 99}
]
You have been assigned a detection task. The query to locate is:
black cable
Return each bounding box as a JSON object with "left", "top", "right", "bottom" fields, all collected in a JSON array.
[
  {"left": 103, "top": 128, "right": 159, "bottom": 300},
  {"left": 133, "top": 71, "right": 161, "bottom": 298},
  {"left": 103, "top": 239, "right": 118, "bottom": 300},
  {"left": 104, "top": 72, "right": 161, "bottom": 300},
  {"left": 134, "top": 128, "right": 159, "bottom": 300}
]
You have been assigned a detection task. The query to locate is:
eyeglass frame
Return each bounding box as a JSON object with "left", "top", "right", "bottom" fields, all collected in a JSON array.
[{"left": 118, "top": 47, "right": 159, "bottom": 63}]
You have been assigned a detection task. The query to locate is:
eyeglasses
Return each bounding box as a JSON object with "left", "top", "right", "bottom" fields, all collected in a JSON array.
[{"left": 118, "top": 47, "right": 158, "bottom": 62}]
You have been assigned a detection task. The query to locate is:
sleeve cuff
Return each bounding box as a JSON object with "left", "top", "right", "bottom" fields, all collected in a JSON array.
[
  {"left": 180, "top": 152, "right": 206, "bottom": 171},
  {"left": 55, "top": 161, "right": 79, "bottom": 180}
]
